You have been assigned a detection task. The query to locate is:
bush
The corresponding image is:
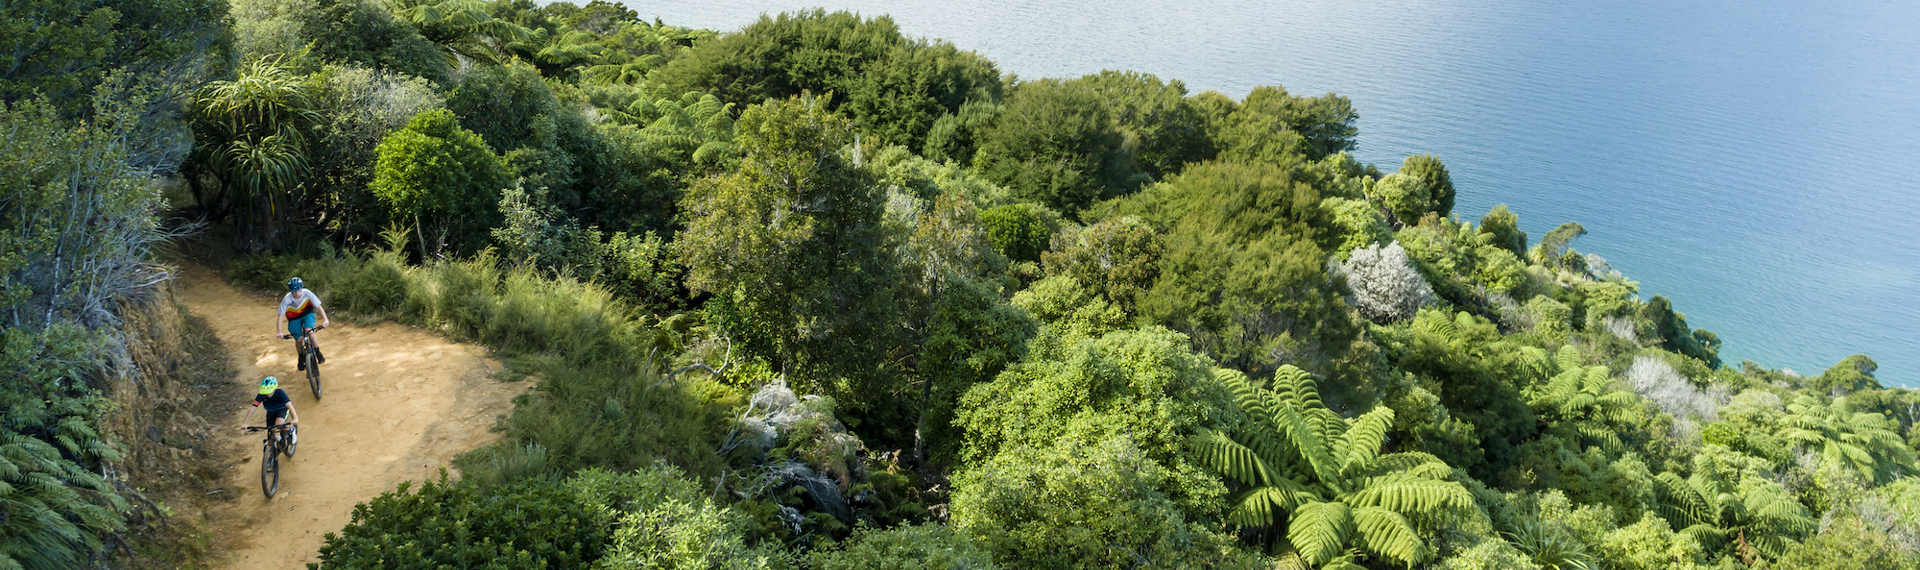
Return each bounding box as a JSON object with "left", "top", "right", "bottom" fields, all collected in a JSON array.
[
  {"left": 371, "top": 109, "right": 513, "bottom": 259},
  {"left": 1337, "top": 241, "right": 1436, "bottom": 324},
  {"left": 978, "top": 203, "right": 1062, "bottom": 264},
  {"left": 0, "top": 325, "right": 126, "bottom": 570},
  {"left": 970, "top": 78, "right": 1136, "bottom": 214},
  {"left": 951, "top": 439, "right": 1256, "bottom": 570},
  {"left": 1625, "top": 355, "right": 1722, "bottom": 430},
  {"left": 1321, "top": 196, "right": 1392, "bottom": 260},
  {"left": 808, "top": 524, "right": 999, "bottom": 570},
  {"left": 575, "top": 466, "right": 780, "bottom": 569},
  {"left": 317, "top": 465, "right": 768, "bottom": 569},
  {"left": 316, "top": 474, "right": 611, "bottom": 569}
]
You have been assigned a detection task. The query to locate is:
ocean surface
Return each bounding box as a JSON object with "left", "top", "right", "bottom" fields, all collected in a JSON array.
[{"left": 641, "top": 0, "right": 1920, "bottom": 385}]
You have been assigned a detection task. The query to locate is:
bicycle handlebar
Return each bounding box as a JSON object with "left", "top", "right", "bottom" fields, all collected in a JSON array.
[{"left": 280, "top": 324, "right": 325, "bottom": 340}]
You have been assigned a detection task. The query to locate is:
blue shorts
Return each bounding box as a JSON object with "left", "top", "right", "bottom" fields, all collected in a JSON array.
[{"left": 288, "top": 313, "right": 317, "bottom": 337}]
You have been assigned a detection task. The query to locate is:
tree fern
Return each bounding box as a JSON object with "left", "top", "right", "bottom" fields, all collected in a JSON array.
[
  {"left": 1526, "top": 345, "right": 1640, "bottom": 452},
  {"left": 1188, "top": 365, "right": 1472, "bottom": 567},
  {"left": 389, "top": 0, "right": 533, "bottom": 65},
  {"left": 1782, "top": 395, "right": 1916, "bottom": 483},
  {"left": 1652, "top": 455, "right": 1813, "bottom": 561}
]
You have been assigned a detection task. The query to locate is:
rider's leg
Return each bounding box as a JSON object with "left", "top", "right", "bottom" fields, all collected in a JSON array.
[{"left": 308, "top": 329, "right": 324, "bottom": 364}]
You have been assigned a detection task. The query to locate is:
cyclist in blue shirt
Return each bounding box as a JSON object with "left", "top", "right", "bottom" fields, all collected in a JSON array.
[{"left": 241, "top": 377, "right": 300, "bottom": 442}]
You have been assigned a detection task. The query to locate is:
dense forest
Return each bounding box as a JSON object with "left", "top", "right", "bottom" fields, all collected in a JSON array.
[{"left": 6, "top": 1, "right": 1920, "bottom": 569}]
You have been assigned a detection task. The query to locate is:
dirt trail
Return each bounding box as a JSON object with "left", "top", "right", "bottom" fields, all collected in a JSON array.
[{"left": 176, "top": 266, "right": 529, "bottom": 569}]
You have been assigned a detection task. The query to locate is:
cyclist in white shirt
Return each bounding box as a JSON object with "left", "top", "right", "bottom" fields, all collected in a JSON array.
[{"left": 276, "top": 277, "right": 332, "bottom": 370}]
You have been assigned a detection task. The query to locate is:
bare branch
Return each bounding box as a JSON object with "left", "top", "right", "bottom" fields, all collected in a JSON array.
[{"left": 652, "top": 334, "right": 732, "bottom": 389}]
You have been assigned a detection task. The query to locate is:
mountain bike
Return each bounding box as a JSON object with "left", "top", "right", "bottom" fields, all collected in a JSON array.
[
  {"left": 284, "top": 323, "right": 325, "bottom": 400},
  {"left": 244, "top": 423, "right": 297, "bottom": 498}
]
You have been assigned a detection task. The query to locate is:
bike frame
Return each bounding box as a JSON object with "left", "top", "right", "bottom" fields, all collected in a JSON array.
[
  {"left": 247, "top": 423, "right": 295, "bottom": 498},
  {"left": 291, "top": 321, "right": 323, "bottom": 399}
]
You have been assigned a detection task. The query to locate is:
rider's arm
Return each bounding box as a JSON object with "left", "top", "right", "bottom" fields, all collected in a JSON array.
[
  {"left": 284, "top": 401, "right": 298, "bottom": 424},
  {"left": 312, "top": 292, "right": 330, "bottom": 327},
  {"left": 274, "top": 296, "right": 288, "bottom": 338},
  {"left": 241, "top": 400, "right": 257, "bottom": 428}
]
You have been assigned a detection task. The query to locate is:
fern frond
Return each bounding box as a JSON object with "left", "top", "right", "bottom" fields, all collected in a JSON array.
[
  {"left": 1748, "top": 533, "right": 1797, "bottom": 560},
  {"left": 1340, "top": 408, "right": 1393, "bottom": 475},
  {"left": 1288, "top": 501, "right": 1354, "bottom": 567},
  {"left": 1677, "top": 523, "right": 1728, "bottom": 552},
  {"left": 1188, "top": 430, "right": 1278, "bottom": 488},
  {"left": 1351, "top": 506, "right": 1428, "bottom": 566},
  {"left": 1554, "top": 345, "right": 1582, "bottom": 374},
  {"left": 1270, "top": 399, "right": 1341, "bottom": 491},
  {"left": 1653, "top": 472, "right": 1712, "bottom": 527},
  {"left": 1344, "top": 473, "right": 1474, "bottom": 517},
  {"left": 1225, "top": 486, "right": 1318, "bottom": 528}
]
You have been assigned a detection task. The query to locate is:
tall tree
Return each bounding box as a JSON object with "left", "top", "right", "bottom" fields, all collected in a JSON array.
[
  {"left": 369, "top": 108, "right": 512, "bottom": 258},
  {"left": 676, "top": 95, "right": 897, "bottom": 400},
  {"left": 1112, "top": 161, "right": 1358, "bottom": 380},
  {"left": 970, "top": 78, "right": 1137, "bottom": 214}
]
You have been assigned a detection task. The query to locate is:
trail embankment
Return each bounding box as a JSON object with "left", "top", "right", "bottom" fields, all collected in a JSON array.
[{"left": 176, "top": 265, "right": 527, "bottom": 569}]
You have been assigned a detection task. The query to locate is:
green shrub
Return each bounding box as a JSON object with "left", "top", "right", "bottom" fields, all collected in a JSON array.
[
  {"left": 951, "top": 439, "right": 1256, "bottom": 570},
  {"left": 316, "top": 474, "right": 611, "bottom": 569},
  {"left": 572, "top": 466, "right": 780, "bottom": 569},
  {"left": 978, "top": 202, "right": 1062, "bottom": 264},
  {"left": 333, "top": 250, "right": 409, "bottom": 315},
  {"left": 318, "top": 465, "right": 765, "bottom": 569},
  {"left": 0, "top": 324, "right": 126, "bottom": 570},
  {"left": 808, "top": 524, "right": 998, "bottom": 570},
  {"left": 1321, "top": 196, "right": 1391, "bottom": 260}
]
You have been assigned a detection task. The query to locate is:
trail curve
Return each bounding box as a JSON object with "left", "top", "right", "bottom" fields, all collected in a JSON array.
[{"left": 175, "top": 265, "right": 528, "bottom": 569}]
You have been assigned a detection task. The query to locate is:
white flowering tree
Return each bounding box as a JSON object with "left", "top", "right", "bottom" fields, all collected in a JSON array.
[{"left": 1338, "top": 242, "right": 1435, "bottom": 324}]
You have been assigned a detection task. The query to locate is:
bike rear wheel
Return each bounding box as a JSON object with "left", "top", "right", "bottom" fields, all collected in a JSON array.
[
  {"left": 304, "top": 343, "right": 322, "bottom": 400},
  {"left": 260, "top": 440, "right": 280, "bottom": 498}
]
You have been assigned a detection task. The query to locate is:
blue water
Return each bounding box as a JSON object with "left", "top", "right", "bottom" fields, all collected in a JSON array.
[{"left": 642, "top": 0, "right": 1920, "bottom": 385}]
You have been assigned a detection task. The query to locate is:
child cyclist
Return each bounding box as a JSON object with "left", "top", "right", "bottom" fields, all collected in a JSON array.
[
  {"left": 276, "top": 277, "right": 330, "bottom": 370},
  {"left": 241, "top": 377, "right": 299, "bottom": 445}
]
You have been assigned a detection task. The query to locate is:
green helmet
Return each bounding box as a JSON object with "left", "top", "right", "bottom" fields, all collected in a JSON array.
[{"left": 259, "top": 376, "right": 279, "bottom": 395}]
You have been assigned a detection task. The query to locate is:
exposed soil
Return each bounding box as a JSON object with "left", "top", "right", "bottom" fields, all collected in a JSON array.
[{"left": 174, "top": 265, "right": 528, "bottom": 569}]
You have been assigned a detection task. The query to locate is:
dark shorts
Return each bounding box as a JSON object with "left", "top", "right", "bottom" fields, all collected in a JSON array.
[{"left": 265, "top": 408, "right": 287, "bottom": 428}]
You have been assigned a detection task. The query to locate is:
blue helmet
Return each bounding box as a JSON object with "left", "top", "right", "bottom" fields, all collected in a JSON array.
[{"left": 288, "top": 277, "right": 304, "bottom": 292}]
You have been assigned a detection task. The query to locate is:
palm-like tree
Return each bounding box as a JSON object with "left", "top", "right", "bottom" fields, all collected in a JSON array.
[
  {"left": 1653, "top": 455, "right": 1814, "bottom": 561},
  {"left": 1526, "top": 346, "right": 1639, "bottom": 451},
  {"left": 1782, "top": 395, "right": 1916, "bottom": 484},
  {"left": 197, "top": 56, "right": 320, "bottom": 250},
  {"left": 1189, "top": 366, "right": 1475, "bottom": 568}
]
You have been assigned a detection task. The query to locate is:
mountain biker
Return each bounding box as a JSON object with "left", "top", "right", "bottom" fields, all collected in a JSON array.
[
  {"left": 276, "top": 277, "right": 330, "bottom": 370},
  {"left": 241, "top": 376, "right": 299, "bottom": 441}
]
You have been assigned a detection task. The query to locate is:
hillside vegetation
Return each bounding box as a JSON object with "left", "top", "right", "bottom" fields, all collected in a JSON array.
[{"left": 5, "top": 1, "right": 1920, "bottom": 569}]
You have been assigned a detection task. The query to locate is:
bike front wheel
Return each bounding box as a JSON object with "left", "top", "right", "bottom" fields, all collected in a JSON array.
[
  {"left": 304, "top": 346, "right": 322, "bottom": 400},
  {"left": 260, "top": 441, "right": 280, "bottom": 498}
]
